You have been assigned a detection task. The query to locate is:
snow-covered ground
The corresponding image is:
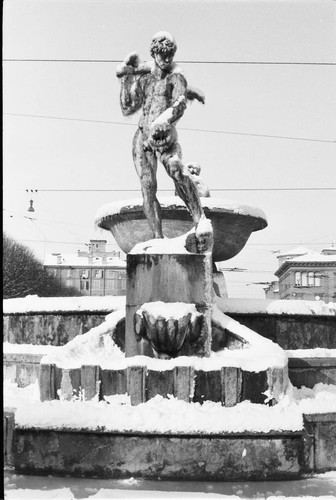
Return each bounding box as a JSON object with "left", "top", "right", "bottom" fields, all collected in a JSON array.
[
  {"left": 4, "top": 380, "right": 336, "bottom": 498},
  {"left": 4, "top": 379, "right": 336, "bottom": 434},
  {"left": 4, "top": 470, "right": 336, "bottom": 499}
]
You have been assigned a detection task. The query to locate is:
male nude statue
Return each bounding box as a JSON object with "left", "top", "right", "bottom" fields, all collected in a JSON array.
[{"left": 116, "top": 31, "right": 212, "bottom": 247}]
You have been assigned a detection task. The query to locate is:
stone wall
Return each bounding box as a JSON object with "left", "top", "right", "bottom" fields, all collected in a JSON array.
[
  {"left": 3, "top": 313, "right": 107, "bottom": 345},
  {"left": 288, "top": 358, "right": 336, "bottom": 388},
  {"left": 225, "top": 313, "right": 336, "bottom": 350},
  {"left": 4, "top": 311, "right": 336, "bottom": 350}
]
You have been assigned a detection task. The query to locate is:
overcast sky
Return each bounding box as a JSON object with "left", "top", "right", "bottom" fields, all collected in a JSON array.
[{"left": 3, "top": 0, "right": 336, "bottom": 298}]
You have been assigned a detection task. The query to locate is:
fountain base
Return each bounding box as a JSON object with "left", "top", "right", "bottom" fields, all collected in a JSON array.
[{"left": 10, "top": 426, "right": 308, "bottom": 480}]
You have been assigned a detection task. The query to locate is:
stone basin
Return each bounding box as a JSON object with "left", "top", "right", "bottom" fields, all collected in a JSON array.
[{"left": 95, "top": 196, "right": 267, "bottom": 262}]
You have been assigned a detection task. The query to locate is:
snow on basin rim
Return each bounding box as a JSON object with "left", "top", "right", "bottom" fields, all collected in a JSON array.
[
  {"left": 95, "top": 196, "right": 267, "bottom": 223},
  {"left": 217, "top": 298, "right": 336, "bottom": 316},
  {"left": 3, "top": 295, "right": 335, "bottom": 316},
  {"left": 3, "top": 294, "right": 125, "bottom": 315}
]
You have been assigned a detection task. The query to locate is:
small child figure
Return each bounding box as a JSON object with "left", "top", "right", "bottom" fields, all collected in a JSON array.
[
  {"left": 186, "top": 163, "right": 210, "bottom": 198},
  {"left": 175, "top": 163, "right": 210, "bottom": 198}
]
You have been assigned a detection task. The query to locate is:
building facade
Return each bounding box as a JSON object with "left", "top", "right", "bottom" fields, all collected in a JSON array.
[
  {"left": 265, "top": 247, "right": 336, "bottom": 302},
  {"left": 44, "top": 240, "right": 127, "bottom": 296}
]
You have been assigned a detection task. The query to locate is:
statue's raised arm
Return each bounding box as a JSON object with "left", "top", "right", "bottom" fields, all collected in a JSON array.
[{"left": 117, "top": 52, "right": 151, "bottom": 116}]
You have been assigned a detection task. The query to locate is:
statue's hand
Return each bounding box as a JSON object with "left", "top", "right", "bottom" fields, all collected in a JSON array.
[
  {"left": 148, "top": 122, "right": 177, "bottom": 154},
  {"left": 116, "top": 52, "right": 140, "bottom": 78},
  {"left": 116, "top": 52, "right": 152, "bottom": 79},
  {"left": 124, "top": 52, "right": 140, "bottom": 68}
]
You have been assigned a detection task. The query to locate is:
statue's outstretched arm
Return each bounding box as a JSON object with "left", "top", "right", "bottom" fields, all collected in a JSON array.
[
  {"left": 187, "top": 85, "right": 205, "bottom": 104},
  {"left": 151, "top": 73, "right": 188, "bottom": 128}
]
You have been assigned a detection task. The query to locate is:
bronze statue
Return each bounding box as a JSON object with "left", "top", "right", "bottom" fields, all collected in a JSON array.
[{"left": 117, "top": 31, "right": 212, "bottom": 248}]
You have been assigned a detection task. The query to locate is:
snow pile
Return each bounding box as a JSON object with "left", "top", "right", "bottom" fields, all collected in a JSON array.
[
  {"left": 95, "top": 196, "right": 267, "bottom": 224},
  {"left": 7, "top": 390, "right": 303, "bottom": 434},
  {"left": 37, "top": 305, "right": 286, "bottom": 371},
  {"left": 4, "top": 295, "right": 334, "bottom": 317},
  {"left": 5, "top": 488, "right": 75, "bottom": 499},
  {"left": 3, "top": 342, "right": 60, "bottom": 356},
  {"left": 217, "top": 297, "right": 336, "bottom": 316},
  {"left": 287, "top": 348, "right": 336, "bottom": 358},
  {"left": 137, "top": 301, "right": 200, "bottom": 320},
  {"left": 131, "top": 233, "right": 191, "bottom": 255},
  {"left": 288, "top": 383, "right": 336, "bottom": 415},
  {"left": 212, "top": 304, "right": 287, "bottom": 371},
  {"left": 5, "top": 471, "right": 336, "bottom": 499},
  {"left": 195, "top": 214, "right": 213, "bottom": 237},
  {"left": 4, "top": 379, "right": 40, "bottom": 408},
  {"left": 4, "top": 380, "right": 336, "bottom": 434},
  {"left": 40, "top": 309, "right": 125, "bottom": 369},
  {"left": 3, "top": 295, "right": 125, "bottom": 315}
]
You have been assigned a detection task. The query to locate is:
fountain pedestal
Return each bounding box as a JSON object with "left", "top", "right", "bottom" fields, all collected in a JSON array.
[{"left": 126, "top": 252, "right": 213, "bottom": 358}]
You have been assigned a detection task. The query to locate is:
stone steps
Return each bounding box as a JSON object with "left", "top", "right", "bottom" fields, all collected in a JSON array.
[
  {"left": 5, "top": 352, "right": 335, "bottom": 391},
  {"left": 37, "top": 362, "right": 287, "bottom": 406}
]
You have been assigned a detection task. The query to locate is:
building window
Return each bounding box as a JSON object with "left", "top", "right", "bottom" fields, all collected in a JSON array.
[
  {"left": 121, "top": 279, "right": 127, "bottom": 290},
  {"left": 66, "top": 279, "right": 73, "bottom": 288},
  {"left": 301, "top": 273, "right": 308, "bottom": 287},
  {"left": 294, "top": 271, "right": 321, "bottom": 287},
  {"left": 308, "top": 272, "right": 315, "bottom": 286},
  {"left": 80, "top": 281, "right": 89, "bottom": 291},
  {"left": 93, "top": 280, "right": 101, "bottom": 290},
  {"left": 294, "top": 272, "right": 301, "bottom": 286},
  {"left": 81, "top": 270, "right": 89, "bottom": 279},
  {"left": 94, "top": 269, "right": 103, "bottom": 279},
  {"left": 106, "top": 280, "right": 118, "bottom": 290},
  {"left": 67, "top": 269, "right": 73, "bottom": 278},
  {"left": 107, "top": 270, "right": 117, "bottom": 279}
]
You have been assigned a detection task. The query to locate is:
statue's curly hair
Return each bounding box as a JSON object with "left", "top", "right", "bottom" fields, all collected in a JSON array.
[{"left": 150, "top": 32, "right": 177, "bottom": 58}]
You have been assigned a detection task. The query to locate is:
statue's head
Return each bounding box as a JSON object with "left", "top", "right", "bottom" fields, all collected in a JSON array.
[{"left": 150, "top": 31, "right": 177, "bottom": 71}]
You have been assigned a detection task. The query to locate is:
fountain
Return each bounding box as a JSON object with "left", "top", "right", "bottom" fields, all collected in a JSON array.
[{"left": 6, "top": 31, "right": 319, "bottom": 481}]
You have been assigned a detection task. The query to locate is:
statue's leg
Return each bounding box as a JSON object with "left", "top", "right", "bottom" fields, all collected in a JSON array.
[
  {"left": 160, "top": 144, "right": 204, "bottom": 226},
  {"left": 133, "top": 129, "right": 163, "bottom": 238}
]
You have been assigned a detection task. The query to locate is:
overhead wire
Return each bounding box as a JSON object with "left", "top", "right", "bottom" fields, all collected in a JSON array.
[
  {"left": 5, "top": 187, "right": 336, "bottom": 192},
  {"left": 4, "top": 113, "right": 335, "bottom": 143},
  {"left": 3, "top": 58, "right": 336, "bottom": 65}
]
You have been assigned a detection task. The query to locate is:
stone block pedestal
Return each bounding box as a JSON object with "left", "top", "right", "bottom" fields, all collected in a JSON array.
[{"left": 125, "top": 253, "right": 213, "bottom": 358}]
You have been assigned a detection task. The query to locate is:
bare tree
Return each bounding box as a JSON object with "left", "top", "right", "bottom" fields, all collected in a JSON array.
[{"left": 3, "top": 233, "right": 82, "bottom": 298}]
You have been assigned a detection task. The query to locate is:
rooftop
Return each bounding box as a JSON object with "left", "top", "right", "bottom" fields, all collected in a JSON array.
[{"left": 44, "top": 253, "right": 126, "bottom": 268}]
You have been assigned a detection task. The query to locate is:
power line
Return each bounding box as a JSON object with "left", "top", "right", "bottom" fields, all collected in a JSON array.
[
  {"left": 6, "top": 237, "right": 333, "bottom": 247},
  {"left": 4, "top": 113, "right": 335, "bottom": 143},
  {"left": 3, "top": 58, "right": 336, "bottom": 66},
  {"left": 17, "top": 239, "right": 121, "bottom": 247},
  {"left": 3, "top": 209, "right": 87, "bottom": 227},
  {"left": 5, "top": 187, "right": 335, "bottom": 192}
]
